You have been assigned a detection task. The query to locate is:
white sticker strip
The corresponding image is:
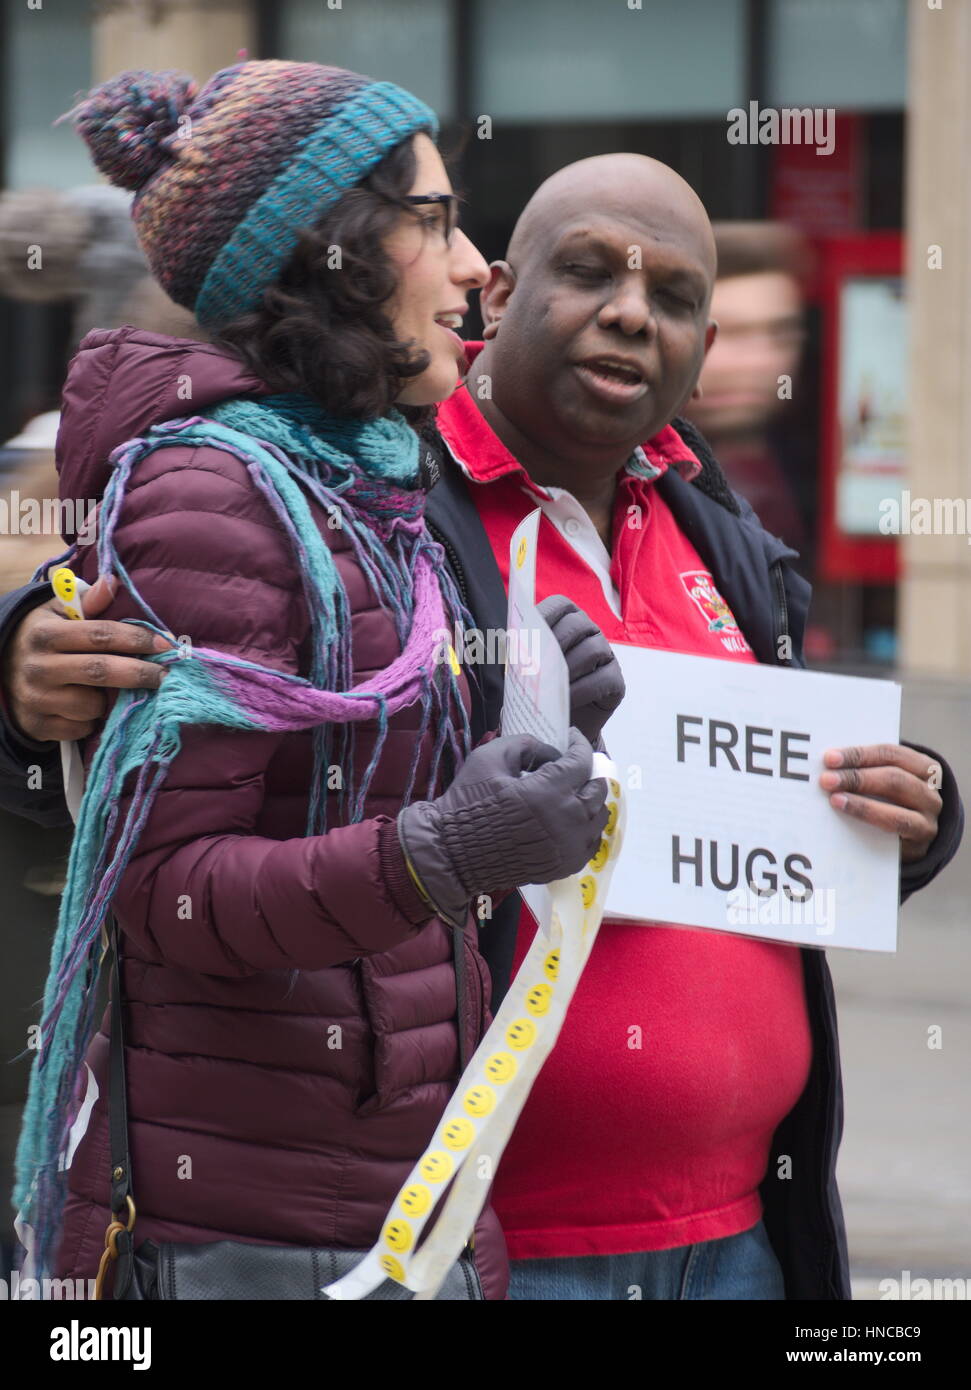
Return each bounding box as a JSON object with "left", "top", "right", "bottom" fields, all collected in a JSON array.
[
  {"left": 322, "top": 753, "right": 625, "bottom": 1300},
  {"left": 60, "top": 741, "right": 85, "bottom": 825}
]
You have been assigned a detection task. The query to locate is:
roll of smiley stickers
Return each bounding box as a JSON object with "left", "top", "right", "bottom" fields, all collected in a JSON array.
[{"left": 323, "top": 753, "right": 625, "bottom": 1301}]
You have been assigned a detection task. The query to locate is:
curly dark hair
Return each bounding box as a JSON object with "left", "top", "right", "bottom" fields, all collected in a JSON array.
[{"left": 214, "top": 136, "right": 436, "bottom": 421}]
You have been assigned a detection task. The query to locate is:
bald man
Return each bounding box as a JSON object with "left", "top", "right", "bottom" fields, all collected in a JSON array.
[
  {"left": 427, "top": 154, "right": 959, "bottom": 1303},
  {"left": 0, "top": 155, "right": 963, "bottom": 1302}
]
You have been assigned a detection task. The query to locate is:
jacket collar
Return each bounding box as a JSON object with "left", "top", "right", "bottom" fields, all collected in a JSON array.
[
  {"left": 437, "top": 342, "right": 704, "bottom": 487},
  {"left": 425, "top": 428, "right": 810, "bottom": 715}
]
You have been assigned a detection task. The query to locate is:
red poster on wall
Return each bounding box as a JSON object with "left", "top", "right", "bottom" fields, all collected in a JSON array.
[
  {"left": 770, "top": 114, "right": 862, "bottom": 237},
  {"left": 818, "top": 234, "right": 904, "bottom": 584}
]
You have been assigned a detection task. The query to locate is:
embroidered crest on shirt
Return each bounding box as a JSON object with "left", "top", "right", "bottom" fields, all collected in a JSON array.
[{"left": 679, "top": 570, "right": 751, "bottom": 654}]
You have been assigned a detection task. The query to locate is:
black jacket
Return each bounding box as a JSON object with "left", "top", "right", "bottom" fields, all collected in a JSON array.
[
  {"left": 0, "top": 423, "right": 964, "bottom": 1299},
  {"left": 421, "top": 420, "right": 964, "bottom": 1301}
]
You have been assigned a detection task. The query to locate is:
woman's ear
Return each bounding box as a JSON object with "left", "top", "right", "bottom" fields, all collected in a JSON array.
[{"left": 481, "top": 260, "right": 516, "bottom": 340}]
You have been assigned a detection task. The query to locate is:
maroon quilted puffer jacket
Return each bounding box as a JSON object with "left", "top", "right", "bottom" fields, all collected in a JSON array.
[{"left": 51, "top": 327, "right": 507, "bottom": 1299}]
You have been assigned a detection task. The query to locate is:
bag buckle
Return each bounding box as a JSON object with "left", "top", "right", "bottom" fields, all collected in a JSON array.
[{"left": 93, "top": 1195, "right": 136, "bottom": 1300}]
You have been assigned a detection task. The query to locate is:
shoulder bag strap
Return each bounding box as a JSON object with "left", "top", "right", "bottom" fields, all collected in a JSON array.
[{"left": 104, "top": 915, "right": 136, "bottom": 1297}]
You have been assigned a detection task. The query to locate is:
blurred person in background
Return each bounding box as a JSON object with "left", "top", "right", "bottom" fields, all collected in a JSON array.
[
  {"left": 0, "top": 183, "right": 202, "bottom": 447},
  {"left": 683, "top": 222, "right": 816, "bottom": 575}
]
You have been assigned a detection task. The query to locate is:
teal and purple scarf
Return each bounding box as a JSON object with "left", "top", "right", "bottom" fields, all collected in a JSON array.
[{"left": 15, "top": 393, "right": 471, "bottom": 1274}]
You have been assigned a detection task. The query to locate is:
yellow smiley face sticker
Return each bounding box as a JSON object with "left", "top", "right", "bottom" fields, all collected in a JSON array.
[
  {"left": 609, "top": 778, "right": 620, "bottom": 798},
  {"left": 580, "top": 875, "right": 596, "bottom": 908},
  {"left": 506, "top": 1018, "right": 537, "bottom": 1050},
  {"left": 442, "top": 1117, "right": 475, "bottom": 1150},
  {"left": 525, "top": 982, "right": 552, "bottom": 1016},
  {"left": 419, "top": 1150, "right": 454, "bottom": 1183},
  {"left": 589, "top": 839, "right": 610, "bottom": 871},
  {"left": 384, "top": 1218, "right": 413, "bottom": 1253},
  {"left": 484, "top": 1051, "right": 517, "bottom": 1084},
  {"left": 544, "top": 950, "right": 560, "bottom": 981},
  {"left": 516, "top": 537, "right": 528, "bottom": 568},
  {"left": 400, "top": 1184, "right": 432, "bottom": 1217},
  {"left": 463, "top": 1085, "right": 496, "bottom": 1118},
  {"left": 380, "top": 1254, "right": 405, "bottom": 1281},
  {"left": 51, "top": 568, "right": 77, "bottom": 607},
  {"left": 605, "top": 803, "right": 618, "bottom": 836}
]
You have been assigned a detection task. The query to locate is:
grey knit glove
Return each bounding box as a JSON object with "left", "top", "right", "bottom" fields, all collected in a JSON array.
[
  {"left": 536, "top": 595, "right": 625, "bottom": 746},
  {"left": 397, "top": 728, "right": 609, "bottom": 926}
]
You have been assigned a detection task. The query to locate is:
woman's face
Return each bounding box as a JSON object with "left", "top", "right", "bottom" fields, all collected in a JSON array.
[{"left": 384, "top": 133, "right": 489, "bottom": 405}]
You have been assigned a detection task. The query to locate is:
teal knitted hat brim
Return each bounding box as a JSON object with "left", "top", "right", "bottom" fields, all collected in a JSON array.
[{"left": 195, "top": 81, "right": 438, "bottom": 328}]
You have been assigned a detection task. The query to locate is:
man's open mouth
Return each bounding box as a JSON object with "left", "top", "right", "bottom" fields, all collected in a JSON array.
[{"left": 574, "top": 357, "right": 650, "bottom": 402}]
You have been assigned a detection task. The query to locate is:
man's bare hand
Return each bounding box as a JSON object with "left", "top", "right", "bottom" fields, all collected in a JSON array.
[
  {"left": 820, "top": 743, "right": 943, "bottom": 864},
  {"left": 3, "top": 575, "right": 173, "bottom": 743}
]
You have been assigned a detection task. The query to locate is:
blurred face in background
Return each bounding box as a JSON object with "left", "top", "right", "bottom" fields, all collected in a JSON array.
[
  {"left": 685, "top": 270, "right": 804, "bottom": 447},
  {"left": 384, "top": 133, "right": 489, "bottom": 405}
]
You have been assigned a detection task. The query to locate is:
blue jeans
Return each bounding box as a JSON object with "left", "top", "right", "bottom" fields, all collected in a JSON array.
[{"left": 508, "top": 1220, "right": 785, "bottom": 1300}]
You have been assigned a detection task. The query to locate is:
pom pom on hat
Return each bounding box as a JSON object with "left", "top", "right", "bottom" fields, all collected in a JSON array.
[{"left": 64, "top": 69, "right": 198, "bottom": 192}]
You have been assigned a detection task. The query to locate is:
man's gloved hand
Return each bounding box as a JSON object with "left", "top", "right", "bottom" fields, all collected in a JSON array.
[
  {"left": 397, "top": 727, "right": 609, "bottom": 926},
  {"left": 536, "top": 595, "right": 625, "bottom": 746}
]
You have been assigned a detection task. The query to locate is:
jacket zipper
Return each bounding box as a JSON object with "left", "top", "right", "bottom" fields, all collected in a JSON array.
[
  {"left": 426, "top": 519, "right": 471, "bottom": 610},
  {"left": 771, "top": 560, "right": 790, "bottom": 664}
]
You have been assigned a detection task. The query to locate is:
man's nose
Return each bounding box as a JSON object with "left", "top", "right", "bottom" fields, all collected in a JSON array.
[{"left": 597, "top": 283, "right": 654, "bottom": 336}]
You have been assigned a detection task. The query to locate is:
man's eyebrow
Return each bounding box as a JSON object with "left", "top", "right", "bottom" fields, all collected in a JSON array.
[
  {"left": 552, "top": 230, "right": 710, "bottom": 293},
  {"left": 551, "top": 231, "right": 623, "bottom": 258},
  {"left": 664, "top": 266, "right": 709, "bottom": 296}
]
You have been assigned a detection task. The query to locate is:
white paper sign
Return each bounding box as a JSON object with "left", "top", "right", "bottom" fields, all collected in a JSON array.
[
  {"left": 501, "top": 510, "right": 571, "bottom": 935},
  {"left": 603, "top": 646, "right": 902, "bottom": 952}
]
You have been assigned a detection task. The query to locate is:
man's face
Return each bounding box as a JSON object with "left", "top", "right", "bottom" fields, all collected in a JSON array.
[
  {"left": 482, "top": 211, "right": 713, "bottom": 455},
  {"left": 685, "top": 271, "right": 804, "bottom": 444}
]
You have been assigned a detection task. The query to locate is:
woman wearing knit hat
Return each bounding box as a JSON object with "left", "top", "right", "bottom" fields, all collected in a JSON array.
[{"left": 13, "top": 61, "right": 614, "bottom": 1299}]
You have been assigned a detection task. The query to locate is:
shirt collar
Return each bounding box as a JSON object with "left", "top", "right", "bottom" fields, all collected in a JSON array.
[{"left": 436, "top": 341, "right": 703, "bottom": 488}]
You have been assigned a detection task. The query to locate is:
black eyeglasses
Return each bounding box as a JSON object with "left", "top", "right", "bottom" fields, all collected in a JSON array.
[{"left": 404, "top": 193, "right": 460, "bottom": 246}]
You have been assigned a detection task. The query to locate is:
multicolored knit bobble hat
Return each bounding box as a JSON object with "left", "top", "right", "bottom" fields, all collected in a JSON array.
[{"left": 65, "top": 60, "right": 439, "bottom": 330}]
